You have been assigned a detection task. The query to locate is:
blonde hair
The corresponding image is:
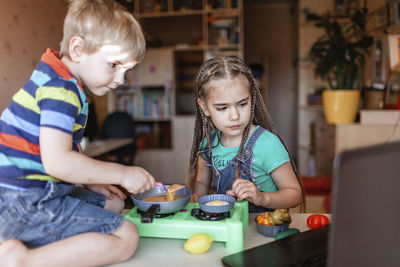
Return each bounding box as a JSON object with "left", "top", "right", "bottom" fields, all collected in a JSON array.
[
  {"left": 60, "top": 0, "right": 145, "bottom": 61},
  {"left": 187, "top": 56, "right": 305, "bottom": 212}
]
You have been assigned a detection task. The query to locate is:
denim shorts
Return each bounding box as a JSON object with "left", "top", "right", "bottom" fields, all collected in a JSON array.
[{"left": 0, "top": 182, "right": 125, "bottom": 248}]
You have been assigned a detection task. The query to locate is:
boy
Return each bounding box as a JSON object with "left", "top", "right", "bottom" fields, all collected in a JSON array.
[{"left": 0, "top": 0, "right": 155, "bottom": 266}]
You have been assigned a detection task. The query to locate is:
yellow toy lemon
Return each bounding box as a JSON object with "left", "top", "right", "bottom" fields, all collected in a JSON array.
[{"left": 184, "top": 233, "right": 213, "bottom": 254}]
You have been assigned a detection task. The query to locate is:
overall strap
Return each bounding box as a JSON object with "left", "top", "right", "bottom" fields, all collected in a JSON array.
[
  {"left": 202, "top": 131, "right": 218, "bottom": 163},
  {"left": 237, "top": 126, "right": 266, "bottom": 162},
  {"left": 245, "top": 126, "right": 265, "bottom": 149}
]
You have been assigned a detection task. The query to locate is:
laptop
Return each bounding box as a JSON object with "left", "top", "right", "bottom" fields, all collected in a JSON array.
[{"left": 222, "top": 141, "right": 400, "bottom": 267}]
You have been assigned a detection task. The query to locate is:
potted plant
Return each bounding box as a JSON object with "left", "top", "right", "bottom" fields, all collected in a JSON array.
[{"left": 304, "top": 7, "right": 374, "bottom": 124}]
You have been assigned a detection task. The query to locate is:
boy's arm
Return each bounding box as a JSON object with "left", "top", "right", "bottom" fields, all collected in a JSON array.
[
  {"left": 191, "top": 156, "right": 211, "bottom": 202},
  {"left": 40, "top": 127, "right": 154, "bottom": 194}
]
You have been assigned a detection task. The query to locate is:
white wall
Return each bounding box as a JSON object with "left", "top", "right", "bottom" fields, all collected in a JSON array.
[
  {"left": 0, "top": 0, "right": 66, "bottom": 111},
  {"left": 135, "top": 116, "right": 195, "bottom": 185},
  {"left": 244, "top": 1, "right": 298, "bottom": 157}
]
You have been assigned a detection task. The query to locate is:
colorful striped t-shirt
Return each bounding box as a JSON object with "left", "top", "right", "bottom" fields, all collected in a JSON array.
[{"left": 0, "top": 48, "right": 88, "bottom": 183}]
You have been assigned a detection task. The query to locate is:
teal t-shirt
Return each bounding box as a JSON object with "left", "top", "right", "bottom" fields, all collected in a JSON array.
[{"left": 202, "top": 126, "right": 290, "bottom": 193}]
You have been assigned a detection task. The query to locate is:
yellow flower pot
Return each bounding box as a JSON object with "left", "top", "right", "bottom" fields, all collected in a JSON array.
[{"left": 322, "top": 90, "right": 360, "bottom": 124}]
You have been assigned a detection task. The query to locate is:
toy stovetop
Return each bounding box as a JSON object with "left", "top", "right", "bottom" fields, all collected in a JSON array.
[{"left": 124, "top": 200, "right": 249, "bottom": 253}]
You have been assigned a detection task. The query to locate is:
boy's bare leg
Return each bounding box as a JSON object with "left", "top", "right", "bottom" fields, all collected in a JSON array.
[
  {"left": 104, "top": 194, "right": 126, "bottom": 214},
  {"left": 0, "top": 220, "right": 138, "bottom": 267},
  {"left": 0, "top": 239, "right": 27, "bottom": 267}
]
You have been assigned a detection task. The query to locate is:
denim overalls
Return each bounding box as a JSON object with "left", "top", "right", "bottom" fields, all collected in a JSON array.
[{"left": 204, "top": 126, "right": 274, "bottom": 213}]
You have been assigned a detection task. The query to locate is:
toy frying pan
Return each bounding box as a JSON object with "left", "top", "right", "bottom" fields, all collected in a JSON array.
[{"left": 131, "top": 186, "right": 192, "bottom": 222}]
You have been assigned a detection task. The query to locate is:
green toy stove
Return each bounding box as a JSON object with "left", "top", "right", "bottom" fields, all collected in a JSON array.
[{"left": 124, "top": 200, "right": 249, "bottom": 253}]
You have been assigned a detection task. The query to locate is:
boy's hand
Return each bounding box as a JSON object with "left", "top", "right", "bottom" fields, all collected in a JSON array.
[
  {"left": 190, "top": 193, "right": 200, "bottom": 203},
  {"left": 226, "top": 178, "right": 263, "bottom": 205},
  {"left": 121, "top": 166, "right": 155, "bottom": 194},
  {"left": 85, "top": 184, "right": 126, "bottom": 200}
]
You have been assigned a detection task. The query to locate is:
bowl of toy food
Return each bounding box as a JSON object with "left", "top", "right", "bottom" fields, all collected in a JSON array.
[
  {"left": 198, "top": 194, "right": 235, "bottom": 213},
  {"left": 255, "top": 209, "right": 292, "bottom": 237}
]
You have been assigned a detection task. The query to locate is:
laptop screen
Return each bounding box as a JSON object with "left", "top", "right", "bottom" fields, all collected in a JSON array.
[
  {"left": 222, "top": 141, "right": 400, "bottom": 267},
  {"left": 328, "top": 141, "right": 400, "bottom": 267}
]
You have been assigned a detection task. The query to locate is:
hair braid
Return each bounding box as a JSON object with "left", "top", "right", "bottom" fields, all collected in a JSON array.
[
  {"left": 248, "top": 62, "right": 305, "bottom": 212},
  {"left": 187, "top": 60, "right": 217, "bottom": 189},
  {"left": 235, "top": 61, "right": 256, "bottom": 178}
]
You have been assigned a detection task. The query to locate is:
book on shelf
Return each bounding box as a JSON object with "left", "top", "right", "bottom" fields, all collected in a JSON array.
[
  {"left": 142, "top": 91, "right": 167, "bottom": 119},
  {"left": 208, "top": 17, "right": 239, "bottom": 46},
  {"left": 209, "top": 0, "right": 240, "bottom": 10},
  {"left": 118, "top": 94, "right": 136, "bottom": 117},
  {"left": 116, "top": 87, "right": 171, "bottom": 120}
]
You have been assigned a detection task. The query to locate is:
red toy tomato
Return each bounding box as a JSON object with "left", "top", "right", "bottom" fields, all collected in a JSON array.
[{"left": 307, "top": 214, "right": 330, "bottom": 229}]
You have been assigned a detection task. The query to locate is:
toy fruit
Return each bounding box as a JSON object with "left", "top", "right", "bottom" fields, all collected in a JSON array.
[
  {"left": 307, "top": 214, "right": 330, "bottom": 229},
  {"left": 206, "top": 200, "right": 229, "bottom": 206},
  {"left": 256, "top": 213, "right": 272, "bottom": 226},
  {"left": 270, "top": 209, "right": 292, "bottom": 225},
  {"left": 184, "top": 233, "right": 213, "bottom": 254},
  {"left": 256, "top": 209, "right": 292, "bottom": 226}
]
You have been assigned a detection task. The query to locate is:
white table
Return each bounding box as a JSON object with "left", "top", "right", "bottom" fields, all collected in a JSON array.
[
  {"left": 82, "top": 138, "right": 133, "bottom": 158},
  {"left": 107, "top": 213, "right": 331, "bottom": 267}
]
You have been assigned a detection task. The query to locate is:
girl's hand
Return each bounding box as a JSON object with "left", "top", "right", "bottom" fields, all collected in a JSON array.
[
  {"left": 85, "top": 184, "right": 126, "bottom": 200},
  {"left": 121, "top": 166, "right": 155, "bottom": 194},
  {"left": 226, "top": 178, "right": 264, "bottom": 205}
]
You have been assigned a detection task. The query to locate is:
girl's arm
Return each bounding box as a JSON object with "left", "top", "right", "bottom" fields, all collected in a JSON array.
[
  {"left": 191, "top": 156, "right": 212, "bottom": 202},
  {"left": 228, "top": 162, "right": 302, "bottom": 209},
  {"left": 40, "top": 127, "right": 155, "bottom": 194}
]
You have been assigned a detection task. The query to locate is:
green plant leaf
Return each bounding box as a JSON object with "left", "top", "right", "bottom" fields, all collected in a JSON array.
[{"left": 303, "top": 7, "right": 373, "bottom": 90}]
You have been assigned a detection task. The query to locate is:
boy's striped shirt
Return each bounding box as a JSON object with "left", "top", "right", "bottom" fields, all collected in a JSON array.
[{"left": 0, "top": 48, "right": 88, "bottom": 183}]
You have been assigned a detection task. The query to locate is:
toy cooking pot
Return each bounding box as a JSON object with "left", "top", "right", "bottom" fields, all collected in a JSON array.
[{"left": 131, "top": 186, "right": 192, "bottom": 223}]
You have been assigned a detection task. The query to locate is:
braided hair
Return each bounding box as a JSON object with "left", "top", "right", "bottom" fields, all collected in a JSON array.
[{"left": 187, "top": 56, "right": 305, "bottom": 212}]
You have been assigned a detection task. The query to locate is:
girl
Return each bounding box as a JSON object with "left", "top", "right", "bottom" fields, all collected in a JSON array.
[{"left": 187, "top": 56, "right": 304, "bottom": 212}]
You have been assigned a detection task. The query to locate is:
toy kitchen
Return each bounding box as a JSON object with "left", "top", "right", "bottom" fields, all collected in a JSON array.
[{"left": 124, "top": 186, "right": 249, "bottom": 253}]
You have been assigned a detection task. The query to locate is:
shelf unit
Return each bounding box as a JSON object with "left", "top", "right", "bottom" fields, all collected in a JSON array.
[
  {"left": 129, "top": 0, "right": 243, "bottom": 56},
  {"left": 298, "top": 0, "right": 357, "bottom": 176},
  {"left": 297, "top": 0, "right": 331, "bottom": 176},
  {"left": 110, "top": 0, "right": 244, "bottom": 150},
  {"left": 132, "top": 0, "right": 243, "bottom": 117},
  {"left": 107, "top": 47, "right": 174, "bottom": 149},
  {"left": 105, "top": 0, "right": 244, "bottom": 183},
  {"left": 297, "top": 0, "right": 388, "bottom": 176},
  {"left": 174, "top": 49, "right": 203, "bottom": 115}
]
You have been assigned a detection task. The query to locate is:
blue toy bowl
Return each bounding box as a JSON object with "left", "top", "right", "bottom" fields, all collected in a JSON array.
[
  {"left": 198, "top": 194, "right": 235, "bottom": 213},
  {"left": 255, "top": 218, "right": 289, "bottom": 237}
]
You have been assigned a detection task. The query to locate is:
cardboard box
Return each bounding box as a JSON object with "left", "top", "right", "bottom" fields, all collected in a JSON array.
[
  {"left": 386, "top": 34, "right": 400, "bottom": 71},
  {"left": 360, "top": 110, "right": 400, "bottom": 125},
  {"left": 314, "top": 116, "right": 336, "bottom": 176}
]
